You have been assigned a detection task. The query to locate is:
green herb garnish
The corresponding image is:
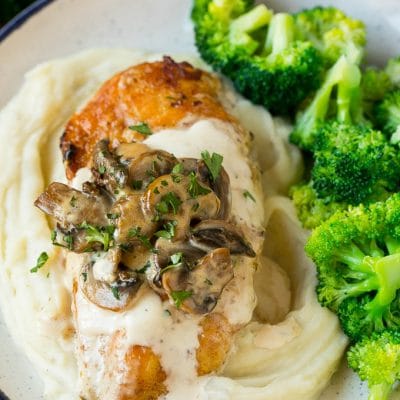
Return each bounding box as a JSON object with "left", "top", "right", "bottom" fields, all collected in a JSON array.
[
  {"left": 129, "top": 122, "right": 152, "bottom": 136},
  {"left": 111, "top": 286, "right": 120, "bottom": 300},
  {"left": 171, "top": 290, "right": 193, "bottom": 308},
  {"left": 128, "top": 226, "right": 153, "bottom": 249},
  {"left": 80, "top": 222, "right": 115, "bottom": 251},
  {"left": 155, "top": 221, "right": 177, "bottom": 240},
  {"left": 132, "top": 180, "right": 143, "bottom": 190},
  {"left": 243, "top": 190, "right": 256, "bottom": 202},
  {"left": 188, "top": 172, "right": 211, "bottom": 198},
  {"left": 201, "top": 150, "right": 223, "bottom": 181},
  {"left": 70, "top": 195, "right": 77, "bottom": 208},
  {"left": 156, "top": 192, "right": 182, "bottom": 215},
  {"left": 30, "top": 252, "right": 49, "bottom": 273},
  {"left": 172, "top": 163, "right": 184, "bottom": 174},
  {"left": 136, "top": 261, "right": 151, "bottom": 274},
  {"left": 98, "top": 165, "right": 106, "bottom": 174}
]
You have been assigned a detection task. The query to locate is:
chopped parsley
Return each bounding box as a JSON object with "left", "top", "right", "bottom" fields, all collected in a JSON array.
[
  {"left": 80, "top": 222, "right": 115, "bottom": 251},
  {"left": 81, "top": 272, "right": 88, "bottom": 282},
  {"left": 153, "top": 187, "right": 160, "bottom": 194},
  {"left": 30, "top": 252, "right": 49, "bottom": 273},
  {"left": 172, "top": 163, "right": 184, "bottom": 174},
  {"left": 201, "top": 150, "right": 223, "bottom": 181},
  {"left": 243, "top": 190, "right": 256, "bottom": 202},
  {"left": 98, "top": 165, "right": 106, "bottom": 174},
  {"left": 129, "top": 122, "right": 152, "bottom": 136},
  {"left": 204, "top": 278, "right": 213, "bottom": 286},
  {"left": 70, "top": 195, "right": 77, "bottom": 208},
  {"left": 160, "top": 252, "right": 183, "bottom": 275},
  {"left": 132, "top": 179, "right": 143, "bottom": 190},
  {"left": 111, "top": 286, "right": 120, "bottom": 300},
  {"left": 156, "top": 192, "right": 182, "bottom": 215},
  {"left": 128, "top": 226, "right": 153, "bottom": 249},
  {"left": 161, "top": 180, "right": 169, "bottom": 187},
  {"left": 171, "top": 290, "right": 193, "bottom": 308},
  {"left": 64, "top": 234, "right": 74, "bottom": 250},
  {"left": 136, "top": 261, "right": 151, "bottom": 274},
  {"left": 107, "top": 213, "right": 120, "bottom": 220},
  {"left": 188, "top": 172, "right": 211, "bottom": 198},
  {"left": 155, "top": 221, "right": 177, "bottom": 240}
]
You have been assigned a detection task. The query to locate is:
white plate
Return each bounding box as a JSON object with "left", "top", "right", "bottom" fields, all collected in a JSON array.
[{"left": 1, "top": 0, "right": 400, "bottom": 399}]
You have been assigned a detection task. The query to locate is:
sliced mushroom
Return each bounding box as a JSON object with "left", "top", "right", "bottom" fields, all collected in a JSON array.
[
  {"left": 190, "top": 220, "right": 256, "bottom": 257},
  {"left": 147, "top": 238, "right": 205, "bottom": 290},
  {"left": 197, "top": 160, "right": 231, "bottom": 220},
  {"left": 34, "top": 182, "right": 110, "bottom": 229},
  {"left": 162, "top": 248, "right": 233, "bottom": 314},
  {"left": 124, "top": 150, "right": 177, "bottom": 190},
  {"left": 92, "top": 140, "right": 128, "bottom": 194},
  {"left": 80, "top": 256, "right": 143, "bottom": 312},
  {"left": 178, "top": 158, "right": 231, "bottom": 220},
  {"left": 110, "top": 193, "right": 157, "bottom": 244},
  {"left": 116, "top": 142, "right": 151, "bottom": 160},
  {"left": 141, "top": 175, "right": 220, "bottom": 240}
]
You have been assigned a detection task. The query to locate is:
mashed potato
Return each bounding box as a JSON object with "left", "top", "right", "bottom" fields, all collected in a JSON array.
[{"left": 0, "top": 49, "right": 347, "bottom": 399}]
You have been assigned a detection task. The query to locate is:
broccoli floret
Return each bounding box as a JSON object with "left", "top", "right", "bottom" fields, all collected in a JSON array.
[
  {"left": 290, "top": 56, "right": 362, "bottom": 150},
  {"left": 311, "top": 121, "right": 399, "bottom": 204},
  {"left": 386, "top": 56, "right": 400, "bottom": 88},
  {"left": 306, "top": 194, "right": 400, "bottom": 341},
  {"left": 347, "top": 330, "right": 400, "bottom": 400},
  {"left": 361, "top": 68, "right": 393, "bottom": 120},
  {"left": 375, "top": 90, "right": 400, "bottom": 144},
  {"left": 192, "top": 0, "right": 267, "bottom": 72},
  {"left": 290, "top": 182, "right": 347, "bottom": 229},
  {"left": 192, "top": 0, "right": 323, "bottom": 114},
  {"left": 294, "top": 6, "right": 366, "bottom": 66}
]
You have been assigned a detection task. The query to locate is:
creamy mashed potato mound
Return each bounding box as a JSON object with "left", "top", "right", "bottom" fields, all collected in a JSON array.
[{"left": 0, "top": 49, "right": 347, "bottom": 399}]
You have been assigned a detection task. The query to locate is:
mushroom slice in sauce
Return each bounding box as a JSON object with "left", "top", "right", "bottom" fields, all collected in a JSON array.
[
  {"left": 141, "top": 175, "right": 220, "bottom": 240},
  {"left": 162, "top": 248, "right": 234, "bottom": 314},
  {"left": 92, "top": 140, "right": 128, "bottom": 194},
  {"left": 148, "top": 238, "right": 205, "bottom": 290},
  {"left": 80, "top": 249, "right": 143, "bottom": 311},
  {"left": 125, "top": 150, "right": 178, "bottom": 190},
  {"left": 34, "top": 182, "right": 110, "bottom": 229},
  {"left": 190, "top": 220, "right": 256, "bottom": 257},
  {"left": 179, "top": 158, "right": 231, "bottom": 220},
  {"left": 110, "top": 193, "right": 156, "bottom": 244}
]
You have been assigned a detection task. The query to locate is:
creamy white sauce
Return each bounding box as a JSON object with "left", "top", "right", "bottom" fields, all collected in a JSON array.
[
  {"left": 73, "top": 117, "right": 263, "bottom": 399},
  {"left": 0, "top": 49, "right": 347, "bottom": 400}
]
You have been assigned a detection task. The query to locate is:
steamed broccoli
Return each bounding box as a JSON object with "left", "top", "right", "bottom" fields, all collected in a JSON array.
[
  {"left": 192, "top": 0, "right": 324, "bottom": 114},
  {"left": 374, "top": 89, "right": 400, "bottom": 143},
  {"left": 294, "top": 6, "right": 366, "bottom": 66},
  {"left": 290, "top": 182, "right": 347, "bottom": 229},
  {"left": 361, "top": 67, "right": 393, "bottom": 120},
  {"left": 311, "top": 121, "right": 399, "bottom": 204},
  {"left": 386, "top": 56, "right": 400, "bottom": 88},
  {"left": 290, "top": 56, "right": 362, "bottom": 150},
  {"left": 347, "top": 330, "right": 400, "bottom": 400},
  {"left": 306, "top": 194, "right": 400, "bottom": 342}
]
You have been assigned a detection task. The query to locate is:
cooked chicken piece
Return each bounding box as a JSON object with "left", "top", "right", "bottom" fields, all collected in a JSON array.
[
  {"left": 56, "top": 58, "right": 261, "bottom": 400},
  {"left": 61, "top": 56, "right": 234, "bottom": 180}
]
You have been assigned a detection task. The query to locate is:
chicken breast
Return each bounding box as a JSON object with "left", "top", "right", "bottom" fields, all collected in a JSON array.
[
  {"left": 35, "top": 57, "right": 264, "bottom": 400},
  {"left": 61, "top": 56, "right": 235, "bottom": 180}
]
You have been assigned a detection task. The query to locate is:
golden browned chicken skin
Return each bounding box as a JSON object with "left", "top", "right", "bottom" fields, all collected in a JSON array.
[{"left": 61, "top": 56, "right": 234, "bottom": 180}]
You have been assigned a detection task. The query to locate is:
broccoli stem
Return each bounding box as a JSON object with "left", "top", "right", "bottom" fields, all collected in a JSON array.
[
  {"left": 264, "top": 13, "right": 294, "bottom": 57},
  {"left": 294, "top": 56, "right": 361, "bottom": 144},
  {"left": 369, "top": 382, "right": 392, "bottom": 400},
  {"left": 370, "top": 253, "right": 400, "bottom": 307},
  {"left": 229, "top": 4, "right": 272, "bottom": 50},
  {"left": 385, "top": 236, "right": 400, "bottom": 255},
  {"left": 335, "top": 244, "right": 370, "bottom": 272}
]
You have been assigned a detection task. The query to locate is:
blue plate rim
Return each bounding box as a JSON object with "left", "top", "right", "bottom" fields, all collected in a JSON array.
[{"left": 0, "top": 0, "right": 55, "bottom": 43}]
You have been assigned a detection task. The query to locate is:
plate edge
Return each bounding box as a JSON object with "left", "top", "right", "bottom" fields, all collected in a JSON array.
[{"left": 0, "top": 0, "right": 55, "bottom": 43}]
